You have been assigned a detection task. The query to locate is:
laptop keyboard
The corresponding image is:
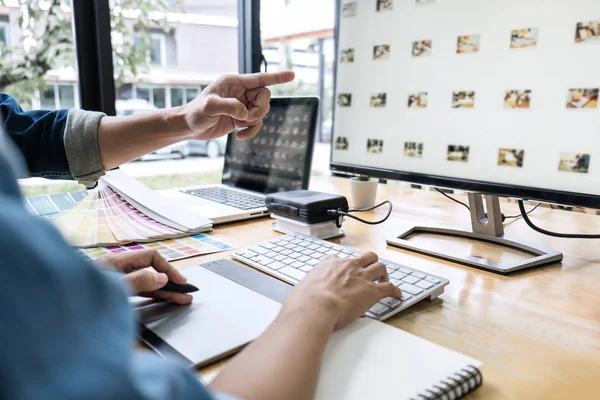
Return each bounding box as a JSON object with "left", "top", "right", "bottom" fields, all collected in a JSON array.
[
  {"left": 232, "top": 233, "right": 450, "bottom": 321},
  {"left": 182, "top": 187, "right": 265, "bottom": 210}
]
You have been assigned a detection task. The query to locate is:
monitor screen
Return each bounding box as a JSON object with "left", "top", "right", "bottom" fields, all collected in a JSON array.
[
  {"left": 223, "top": 97, "right": 319, "bottom": 194},
  {"left": 331, "top": 0, "right": 600, "bottom": 208}
]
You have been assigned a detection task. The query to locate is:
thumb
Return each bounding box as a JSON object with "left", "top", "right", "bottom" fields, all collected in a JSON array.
[
  {"left": 126, "top": 270, "right": 168, "bottom": 294},
  {"left": 203, "top": 96, "right": 249, "bottom": 120}
]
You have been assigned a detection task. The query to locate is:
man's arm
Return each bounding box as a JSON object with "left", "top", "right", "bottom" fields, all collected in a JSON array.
[
  {"left": 1, "top": 72, "right": 293, "bottom": 187},
  {"left": 210, "top": 255, "right": 400, "bottom": 400}
]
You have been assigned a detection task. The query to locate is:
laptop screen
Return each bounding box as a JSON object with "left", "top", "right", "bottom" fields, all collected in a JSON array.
[{"left": 222, "top": 97, "right": 319, "bottom": 194}]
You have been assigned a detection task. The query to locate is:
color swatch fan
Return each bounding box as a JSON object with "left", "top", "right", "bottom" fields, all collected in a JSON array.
[{"left": 54, "top": 171, "right": 212, "bottom": 247}]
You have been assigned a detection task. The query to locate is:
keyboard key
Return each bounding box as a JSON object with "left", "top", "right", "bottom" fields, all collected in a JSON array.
[
  {"left": 287, "top": 253, "right": 301, "bottom": 259},
  {"left": 300, "top": 265, "right": 314, "bottom": 272},
  {"left": 401, "top": 276, "right": 420, "bottom": 285},
  {"left": 308, "top": 244, "right": 320, "bottom": 250},
  {"left": 291, "top": 261, "right": 304, "bottom": 269},
  {"left": 398, "top": 267, "right": 413, "bottom": 275},
  {"left": 297, "top": 255, "right": 310, "bottom": 262},
  {"left": 412, "top": 272, "right": 426, "bottom": 279},
  {"left": 280, "top": 267, "right": 307, "bottom": 281},
  {"left": 326, "top": 250, "right": 339, "bottom": 255},
  {"left": 269, "top": 261, "right": 285, "bottom": 271},
  {"left": 307, "top": 259, "right": 320, "bottom": 266},
  {"left": 400, "top": 292, "right": 413, "bottom": 301},
  {"left": 425, "top": 276, "right": 441, "bottom": 284},
  {"left": 249, "top": 246, "right": 268, "bottom": 255},
  {"left": 390, "top": 271, "right": 407, "bottom": 280},
  {"left": 385, "top": 262, "right": 398, "bottom": 271},
  {"left": 386, "top": 266, "right": 396, "bottom": 275},
  {"left": 316, "top": 246, "right": 329, "bottom": 253},
  {"left": 282, "top": 258, "right": 295, "bottom": 265},
  {"left": 255, "top": 256, "right": 273, "bottom": 265},
  {"left": 259, "top": 243, "right": 276, "bottom": 250},
  {"left": 399, "top": 283, "right": 423, "bottom": 295},
  {"left": 341, "top": 249, "right": 353, "bottom": 255},
  {"left": 380, "top": 297, "right": 402, "bottom": 308},
  {"left": 280, "top": 249, "right": 293, "bottom": 256},
  {"left": 415, "top": 280, "right": 435, "bottom": 290},
  {"left": 265, "top": 251, "right": 278, "bottom": 258},
  {"left": 322, "top": 243, "right": 334, "bottom": 248},
  {"left": 273, "top": 255, "right": 286, "bottom": 262},
  {"left": 390, "top": 279, "right": 402, "bottom": 286},
  {"left": 369, "top": 303, "right": 390, "bottom": 316},
  {"left": 301, "top": 249, "right": 314, "bottom": 256}
]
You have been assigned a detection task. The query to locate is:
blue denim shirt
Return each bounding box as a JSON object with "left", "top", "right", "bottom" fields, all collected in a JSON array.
[{"left": 0, "top": 94, "right": 238, "bottom": 400}]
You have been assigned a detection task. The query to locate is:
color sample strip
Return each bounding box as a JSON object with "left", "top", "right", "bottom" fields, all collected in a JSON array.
[
  {"left": 26, "top": 191, "right": 87, "bottom": 216},
  {"left": 78, "top": 234, "right": 233, "bottom": 263}
]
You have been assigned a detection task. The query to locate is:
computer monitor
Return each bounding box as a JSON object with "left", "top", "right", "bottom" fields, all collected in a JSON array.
[{"left": 330, "top": 0, "right": 600, "bottom": 273}]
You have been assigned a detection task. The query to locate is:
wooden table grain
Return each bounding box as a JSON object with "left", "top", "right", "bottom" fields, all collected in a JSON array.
[{"left": 170, "top": 176, "right": 600, "bottom": 399}]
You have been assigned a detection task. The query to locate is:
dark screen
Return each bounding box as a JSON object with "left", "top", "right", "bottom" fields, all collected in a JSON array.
[{"left": 222, "top": 100, "right": 317, "bottom": 194}]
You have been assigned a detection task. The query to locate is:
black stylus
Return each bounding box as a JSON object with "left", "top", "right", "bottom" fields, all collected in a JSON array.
[{"left": 160, "top": 281, "right": 200, "bottom": 293}]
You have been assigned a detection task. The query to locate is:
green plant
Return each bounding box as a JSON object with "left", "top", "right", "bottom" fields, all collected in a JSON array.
[{"left": 356, "top": 175, "right": 371, "bottom": 181}]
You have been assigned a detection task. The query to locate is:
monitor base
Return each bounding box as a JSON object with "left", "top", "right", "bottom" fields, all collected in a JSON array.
[{"left": 386, "top": 193, "right": 563, "bottom": 274}]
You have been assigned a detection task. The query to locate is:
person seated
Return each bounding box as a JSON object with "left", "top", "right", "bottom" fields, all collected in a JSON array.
[{"left": 0, "top": 72, "right": 400, "bottom": 400}]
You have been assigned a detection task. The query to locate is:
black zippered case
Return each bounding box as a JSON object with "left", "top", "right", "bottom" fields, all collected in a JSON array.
[{"left": 265, "top": 190, "right": 349, "bottom": 224}]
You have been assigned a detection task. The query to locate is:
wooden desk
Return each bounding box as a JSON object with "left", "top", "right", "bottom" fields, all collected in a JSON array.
[{"left": 173, "top": 176, "right": 600, "bottom": 399}]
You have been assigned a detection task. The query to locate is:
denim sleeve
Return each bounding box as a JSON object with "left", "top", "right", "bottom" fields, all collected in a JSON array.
[
  {"left": 0, "top": 93, "right": 106, "bottom": 187},
  {"left": 0, "top": 136, "right": 231, "bottom": 400}
]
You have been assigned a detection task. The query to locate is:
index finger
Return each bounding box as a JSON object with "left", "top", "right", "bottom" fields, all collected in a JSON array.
[
  {"left": 148, "top": 251, "right": 188, "bottom": 285},
  {"left": 238, "top": 71, "right": 295, "bottom": 89},
  {"left": 350, "top": 251, "right": 379, "bottom": 268}
]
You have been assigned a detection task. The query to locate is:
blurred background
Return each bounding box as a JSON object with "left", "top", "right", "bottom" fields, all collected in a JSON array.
[{"left": 0, "top": 0, "right": 335, "bottom": 195}]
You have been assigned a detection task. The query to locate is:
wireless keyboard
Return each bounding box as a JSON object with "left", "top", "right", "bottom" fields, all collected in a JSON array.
[
  {"left": 182, "top": 187, "right": 265, "bottom": 210},
  {"left": 232, "top": 233, "right": 450, "bottom": 321}
]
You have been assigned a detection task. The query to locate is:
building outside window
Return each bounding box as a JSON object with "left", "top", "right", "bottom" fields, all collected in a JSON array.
[{"left": 39, "top": 84, "right": 78, "bottom": 110}]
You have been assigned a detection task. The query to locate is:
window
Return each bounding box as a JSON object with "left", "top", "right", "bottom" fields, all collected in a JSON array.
[
  {"left": 152, "top": 87, "right": 166, "bottom": 108},
  {"left": 38, "top": 84, "right": 78, "bottom": 110},
  {"left": 40, "top": 88, "right": 56, "bottom": 110},
  {"left": 170, "top": 88, "right": 185, "bottom": 107},
  {"left": 58, "top": 85, "right": 75, "bottom": 109},
  {"left": 0, "top": 21, "right": 9, "bottom": 47},
  {"left": 261, "top": 0, "right": 336, "bottom": 146},
  {"left": 149, "top": 33, "right": 166, "bottom": 66},
  {"left": 186, "top": 88, "right": 198, "bottom": 103}
]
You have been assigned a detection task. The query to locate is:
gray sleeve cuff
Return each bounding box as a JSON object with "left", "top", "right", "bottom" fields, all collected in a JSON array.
[{"left": 64, "top": 109, "right": 107, "bottom": 188}]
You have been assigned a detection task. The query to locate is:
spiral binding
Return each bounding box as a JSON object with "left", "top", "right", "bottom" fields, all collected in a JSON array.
[{"left": 411, "top": 365, "right": 482, "bottom": 400}]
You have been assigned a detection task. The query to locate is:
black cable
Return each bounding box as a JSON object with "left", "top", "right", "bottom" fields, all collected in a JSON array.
[
  {"left": 327, "top": 200, "right": 393, "bottom": 228},
  {"left": 504, "top": 202, "right": 541, "bottom": 220},
  {"left": 518, "top": 200, "right": 600, "bottom": 239},
  {"left": 435, "top": 187, "right": 541, "bottom": 223},
  {"left": 434, "top": 188, "right": 470, "bottom": 211}
]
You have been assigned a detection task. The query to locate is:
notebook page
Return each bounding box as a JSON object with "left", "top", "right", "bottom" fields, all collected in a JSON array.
[{"left": 316, "top": 318, "right": 483, "bottom": 400}]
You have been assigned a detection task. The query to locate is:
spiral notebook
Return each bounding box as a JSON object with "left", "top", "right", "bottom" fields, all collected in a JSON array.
[{"left": 316, "top": 318, "right": 483, "bottom": 400}]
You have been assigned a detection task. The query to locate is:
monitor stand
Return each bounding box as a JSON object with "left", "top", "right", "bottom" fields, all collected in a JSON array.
[{"left": 386, "top": 193, "right": 563, "bottom": 274}]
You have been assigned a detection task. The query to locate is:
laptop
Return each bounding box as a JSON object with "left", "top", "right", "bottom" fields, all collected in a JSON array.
[{"left": 160, "top": 97, "right": 319, "bottom": 224}]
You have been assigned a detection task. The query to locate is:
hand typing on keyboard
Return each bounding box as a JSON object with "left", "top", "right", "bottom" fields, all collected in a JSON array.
[
  {"left": 233, "top": 233, "right": 450, "bottom": 320},
  {"left": 281, "top": 252, "right": 401, "bottom": 331}
]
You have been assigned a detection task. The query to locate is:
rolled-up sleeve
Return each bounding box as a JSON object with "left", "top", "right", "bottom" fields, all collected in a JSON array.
[
  {"left": 64, "top": 109, "right": 106, "bottom": 187},
  {"left": 0, "top": 93, "right": 106, "bottom": 187}
]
